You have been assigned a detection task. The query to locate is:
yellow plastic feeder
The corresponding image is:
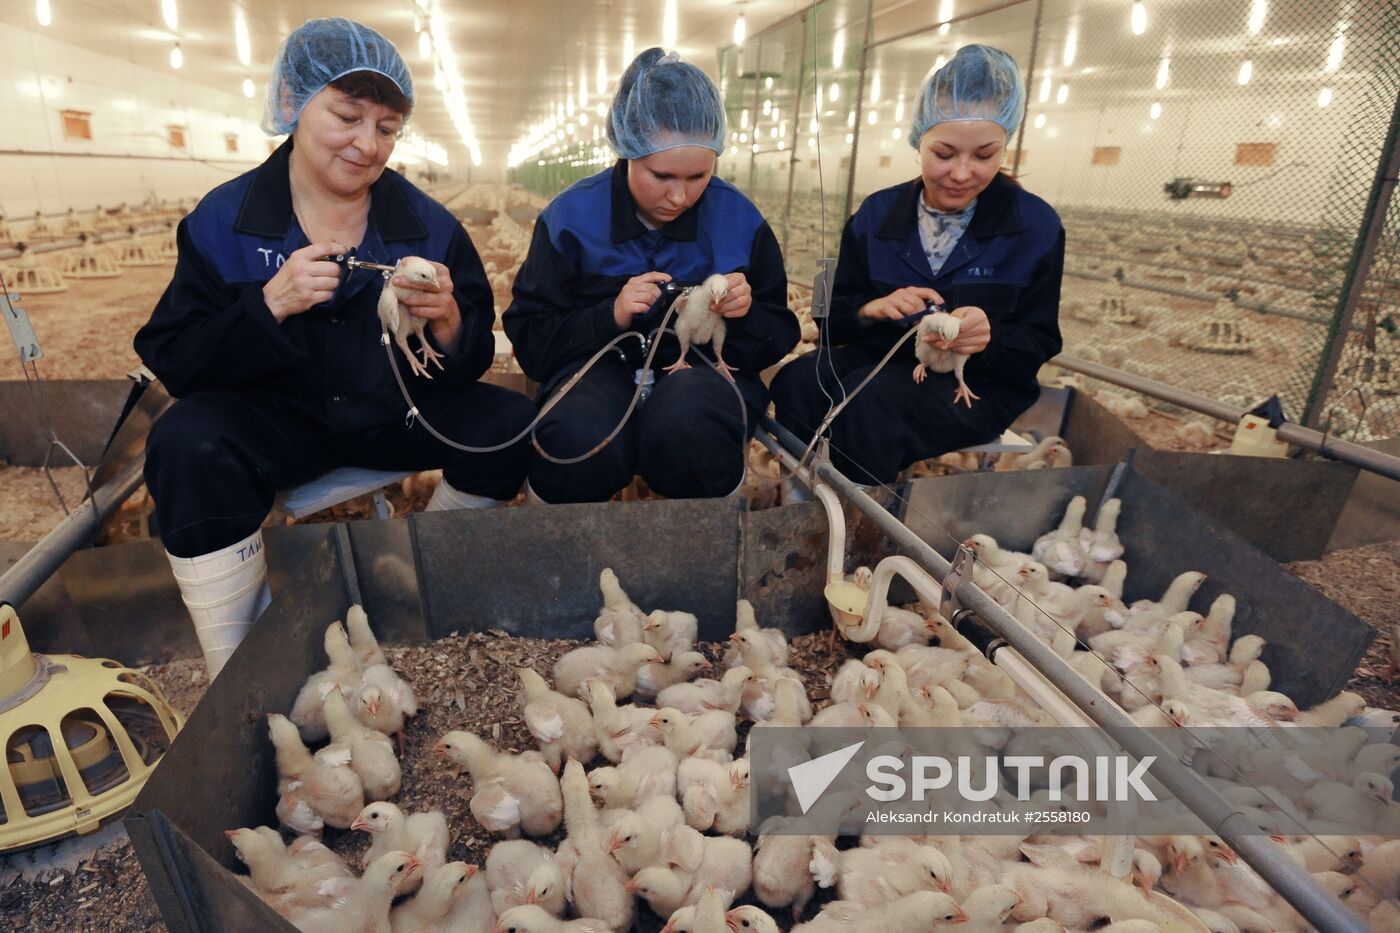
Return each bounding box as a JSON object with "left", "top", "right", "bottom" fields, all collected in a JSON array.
[{"left": 0, "top": 603, "right": 183, "bottom": 853}]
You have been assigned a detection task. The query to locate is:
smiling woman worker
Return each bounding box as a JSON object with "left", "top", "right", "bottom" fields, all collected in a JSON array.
[
  {"left": 504, "top": 48, "right": 798, "bottom": 504},
  {"left": 134, "top": 19, "right": 534, "bottom": 677},
  {"left": 771, "top": 45, "right": 1063, "bottom": 486}
]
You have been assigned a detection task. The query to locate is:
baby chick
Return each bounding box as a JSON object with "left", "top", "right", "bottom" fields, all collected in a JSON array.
[
  {"left": 723, "top": 599, "right": 789, "bottom": 668},
  {"left": 664, "top": 274, "right": 735, "bottom": 380},
  {"left": 485, "top": 839, "right": 566, "bottom": 917},
  {"left": 724, "top": 905, "right": 781, "bottom": 933},
  {"left": 346, "top": 603, "right": 387, "bottom": 667},
  {"left": 593, "top": 567, "right": 647, "bottom": 647},
  {"left": 290, "top": 621, "right": 364, "bottom": 744},
  {"left": 289, "top": 850, "right": 421, "bottom": 933},
  {"left": 553, "top": 642, "right": 661, "bottom": 701},
  {"left": 913, "top": 309, "right": 979, "bottom": 408},
  {"left": 559, "top": 758, "right": 633, "bottom": 931},
  {"left": 350, "top": 801, "right": 448, "bottom": 894},
  {"left": 587, "top": 744, "right": 679, "bottom": 809},
  {"left": 377, "top": 256, "right": 445, "bottom": 379},
  {"left": 390, "top": 862, "right": 477, "bottom": 933},
  {"left": 436, "top": 731, "right": 563, "bottom": 838},
  {"left": 677, "top": 757, "right": 749, "bottom": 836},
  {"left": 517, "top": 667, "right": 599, "bottom": 772},
  {"left": 642, "top": 609, "right": 700, "bottom": 663},
  {"left": 267, "top": 713, "right": 364, "bottom": 833},
  {"left": 656, "top": 665, "right": 752, "bottom": 717},
  {"left": 491, "top": 904, "right": 611, "bottom": 932},
  {"left": 225, "top": 826, "right": 351, "bottom": 917},
  {"left": 581, "top": 679, "right": 661, "bottom": 763},
  {"left": 649, "top": 707, "right": 739, "bottom": 761},
  {"left": 324, "top": 687, "right": 401, "bottom": 801},
  {"left": 635, "top": 650, "right": 711, "bottom": 700}
]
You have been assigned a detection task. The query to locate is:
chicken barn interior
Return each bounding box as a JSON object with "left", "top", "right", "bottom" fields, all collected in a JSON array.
[{"left": 0, "top": 1, "right": 1397, "bottom": 931}]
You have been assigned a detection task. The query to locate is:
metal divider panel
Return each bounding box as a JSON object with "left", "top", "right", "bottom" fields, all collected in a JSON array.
[
  {"left": 348, "top": 516, "right": 430, "bottom": 648},
  {"left": 0, "top": 378, "right": 131, "bottom": 466},
  {"left": 903, "top": 465, "right": 1115, "bottom": 556},
  {"left": 410, "top": 498, "right": 743, "bottom": 642},
  {"left": 1135, "top": 450, "right": 1358, "bottom": 563},
  {"left": 131, "top": 528, "right": 350, "bottom": 863},
  {"left": 1113, "top": 469, "right": 1373, "bottom": 709}
]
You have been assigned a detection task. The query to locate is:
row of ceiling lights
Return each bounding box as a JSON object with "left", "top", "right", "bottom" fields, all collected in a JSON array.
[
  {"left": 530, "top": 1, "right": 1354, "bottom": 170},
  {"left": 510, "top": 0, "right": 697, "bottom": 168},
  {"left": 33, "top": 1, "right": 264, "bottom": 101}
]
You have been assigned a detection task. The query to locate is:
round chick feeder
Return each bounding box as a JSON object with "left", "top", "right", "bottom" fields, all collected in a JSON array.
[
  {"left": 0, "top": 243, "right": 68, "bottom": 294},
  {"left": 0, "top": 602, "right": 183, "bottom": 853},
  {"left": 60, "top": 236, "right": 122, "bottom": 279}
]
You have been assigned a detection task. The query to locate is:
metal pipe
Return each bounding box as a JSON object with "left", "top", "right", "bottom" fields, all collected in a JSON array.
[
  {"left": 993, "top": 650, "right": 1136, "bottom": 880},
  {"left": 813, "top": 483, "right": 848, "bottom": 587},
  {"left": 0, "top": 453, "right": 145, "bottom": 608},
  {"left": 1062, "top": 268, "right": 1337, "bottom": 327},
  {"left": 842, "top": 0, "right": 877, "bottom": 222},
  {"left": 1011, "top": 0, "right": 1044, "bottom": 181},
  {"left": 757, "top": 414, "right": 1368, "bottom": 933},
  {"left": 1051, "top": 353, "right": 1400, "bottom": 482}
]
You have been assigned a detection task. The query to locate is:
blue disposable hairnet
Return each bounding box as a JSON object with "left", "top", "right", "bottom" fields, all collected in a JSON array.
[
  {"left": 608, "top": 48, "right": 726, "bottom": 159},
  {"left": 908, "top": 44, "right": 1025, "bottom": 148},
  {"left": 262, "top": 18, "right": 414, "bottom": 135}
]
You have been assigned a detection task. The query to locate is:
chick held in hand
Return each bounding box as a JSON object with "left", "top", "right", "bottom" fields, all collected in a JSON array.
[
  {"left": 913, "top": 307, "right": 979, "bottom": 408},
  {"left": 378, "top": 256, "right": 445, "bottom": 379},
  {"left": 665, "top": 273, "right": 735, "bottom": 380}
]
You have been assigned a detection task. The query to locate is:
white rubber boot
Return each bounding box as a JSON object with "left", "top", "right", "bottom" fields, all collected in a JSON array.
[
  {"left": 426, "top": 477, "right": 504, "bottom": 511},
  {"left": 166, "top": 530, "right": 271, "bottom": 679}
]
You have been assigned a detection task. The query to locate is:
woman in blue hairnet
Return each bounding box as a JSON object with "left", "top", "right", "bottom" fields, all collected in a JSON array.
[
  {"left": 503, "top": 49, "right": 799, "bottom": 504},
  {"left": 134, "top": 18, "right": 535, "bottom": 677},
  {"left": 771, "top": 45, "right": 1063, "bottom": 486}
]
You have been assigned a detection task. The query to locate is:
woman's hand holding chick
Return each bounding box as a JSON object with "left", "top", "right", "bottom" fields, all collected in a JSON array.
[
  {"left": 713, "top": 272, "right": 752, "bottom": 319},
  {"left": 927, "top": 305, "right": 990, "bottom": 354}
]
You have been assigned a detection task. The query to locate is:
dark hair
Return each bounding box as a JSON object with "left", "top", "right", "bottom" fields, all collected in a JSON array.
[{"left": 329, "top": 70, "right": 411, "bottom": 118}]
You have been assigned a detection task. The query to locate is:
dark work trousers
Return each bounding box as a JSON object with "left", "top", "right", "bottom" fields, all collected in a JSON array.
[
  {"left": 528, "top": 356, "right": 757, "bottom": 503},
  {"left": 146, "top": 383, "right": 536, "bottom": 557},
  {"left": 770, "top": 348, "right": 1009, "bottom": 487}
]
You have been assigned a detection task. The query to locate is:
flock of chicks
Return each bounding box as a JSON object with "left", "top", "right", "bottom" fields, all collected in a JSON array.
[{"left": 225, "top": 522, "right": 1399, "bottom": 932}]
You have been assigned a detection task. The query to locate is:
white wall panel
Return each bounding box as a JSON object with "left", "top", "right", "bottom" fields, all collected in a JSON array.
[{"left": 0, "top": 22, "right": 265, "bottom": 218}]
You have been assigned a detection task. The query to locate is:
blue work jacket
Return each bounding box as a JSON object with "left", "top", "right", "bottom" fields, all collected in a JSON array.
[
  {"left": 502, "top": 160, "right": 798, "bottom": 395},
  {"left": 134, "top": 139, "right": 495, "bottom": 433},
  {"left": 828, "top": 172, "right": 1065, "bottom": 416}
]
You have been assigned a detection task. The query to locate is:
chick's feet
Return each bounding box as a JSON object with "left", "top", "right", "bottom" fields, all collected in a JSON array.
[
  {"left": 912, "top": 363, "right": 928, "bottom": 384},
  {"left": 398, "top": 335, "right": 435, "bottom": 379},
  {"left": 663, "top": 358, "right": 692, "bottom": 375},
  {"left": 712, "top": 355, "right": 738, "bottom": 382},
  {"left": 953, "top": 380, "right": 980, "bottom": 408},
  {"left": 417, "top": 338, "right": 447, "bottom": 372}
]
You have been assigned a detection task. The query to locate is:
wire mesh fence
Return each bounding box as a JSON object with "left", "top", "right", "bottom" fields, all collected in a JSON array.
[{"left": 509, "top": 0, "right": 1400, "bottom": 440}]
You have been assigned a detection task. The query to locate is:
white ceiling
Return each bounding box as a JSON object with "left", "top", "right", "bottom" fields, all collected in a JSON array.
[{"left": 0, "top": 0, "right": 1371, "bottom": 174}]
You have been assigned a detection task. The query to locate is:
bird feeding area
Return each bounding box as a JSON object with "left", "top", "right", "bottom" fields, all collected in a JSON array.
[{"left": 112, "top": 468, "right": 1377, "bottom": 932}]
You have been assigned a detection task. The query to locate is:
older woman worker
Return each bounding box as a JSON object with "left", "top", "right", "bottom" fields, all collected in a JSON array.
[
  {"left": 135, "top": 18, "right": 535, "bottom": 676},
  {"left": 503, "top": 48, "right": 799, "bottom": 504},
  {"left": 771, "top": 45, "right": 1064, "bottom": 487}
]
